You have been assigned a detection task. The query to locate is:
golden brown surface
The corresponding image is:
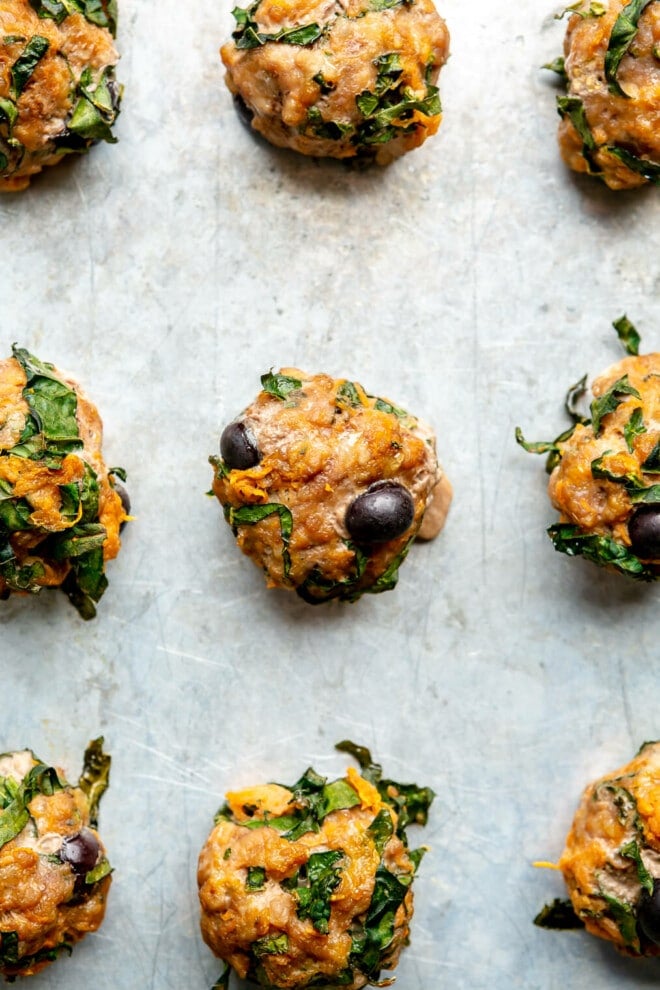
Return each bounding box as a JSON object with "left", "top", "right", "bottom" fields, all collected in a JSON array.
[
  {"left": 221, "top": 0, "right": 449, "bottom": 164},
  {"left": 0, "top": 355, "right": 126, "bottom": 601},
  {"left": 0, "top": 1, "right": 118, "bottom": 191},
  {"left": 559, "top": 742, "right": 660, "bottom": 954},
  {"left": 548, "top": 353, "right": 660, "bottom": 554},
  {"left": 212, "top": 369, "right": 446, "bottom": 600},
  {"left": 198, "top": 774, "right": 415, "bottom": 988},
  {"left": 0, "top": 751, "right": 111, "bottom": 978},
  {"left": 558, "top": 0, "right": 660, "bottom": 189}
]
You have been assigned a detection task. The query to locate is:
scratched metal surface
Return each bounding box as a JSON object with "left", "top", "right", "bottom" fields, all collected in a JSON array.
[{"left": 0, "top": 0, "right": 659, "bottom": 987}]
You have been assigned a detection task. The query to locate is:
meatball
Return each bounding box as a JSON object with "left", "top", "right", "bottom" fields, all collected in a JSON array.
[
  {"left": 550, "top": 0, "right": 659, "bottom": 190},
  {"left": 517, "top": 317, "right": 660, "bottom": 580},
  {"left": 0, "top": 0, "right": 120, "bottom": 192},
  {"left": 0, "top": 739, "right": 112, "bottom": 979},
  {"left": 0, "top": 345, "right": 128, "bottom": 618},
  {"left": 546, "top": 741, "right": 660, "bottom": 956},
  {"left": 197, "top": 741, "right": 434, "bottom": 989},
  {"left": 220, "top": 0, "right": 450, "bottom": 164},
  {"left": 210, "top": 369, "right": 451, "bottom": 603}
]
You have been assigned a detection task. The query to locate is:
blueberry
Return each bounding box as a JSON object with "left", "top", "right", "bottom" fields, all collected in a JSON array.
[
  {"left": 628, "top": 505, "right": 660, "bottom": 559},
  {"left": 220, "top": 421, "right": 260, "bottom": 470},
  {"left": 59, "top": 829, "right": 100, "bottom": 876},
  {"left": 233, "top": 94, "right": 254, "bottom": 127},
  {"left": 638, "top": 879, "right": 660, "bottom": 945},
  {"left": 345, "top": 481, "right": 415, "bottom": 543}
]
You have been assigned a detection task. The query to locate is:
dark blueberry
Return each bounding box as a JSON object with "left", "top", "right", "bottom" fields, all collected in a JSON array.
[
  {"left": 220, "top": 421, "right": 260, "bottom": 470},
  {"left": 113, "top": 481, "right": 131, "bottom": 530},
  {"left": 233, "top": 94, "right": 255, "bottom": 128},
  {"left": 628, "top": 505, "right": 660, "bottom": 559},
  {"left": 345, "top": 481, "right": 415, "bottom": 544},
  {"left": 59, "top": 829, "right": 100, "bottom": 876},
  {"left": 638, "top": 879, "right": 660, "bottom": 945}
]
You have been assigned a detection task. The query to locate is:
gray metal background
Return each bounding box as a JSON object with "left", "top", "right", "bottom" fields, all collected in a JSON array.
[{"left": 1, "top": 0, "right": 659, "bottom": 987}]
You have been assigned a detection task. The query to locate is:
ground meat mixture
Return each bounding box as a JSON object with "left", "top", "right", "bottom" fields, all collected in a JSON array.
[
  {"left": 198, "top": 742, "right": 434, "bottom": 988},
  {"left": 553, "top": 0, "right": 660, "bottom": 190},
  {"left": 0, "top": 0, "right": 120, "bottom": 192},
  {"left": 221, "top": 0, "right": 450, "bottom": 164},
  {"left": 210, "top": 369, "right": 451, "bottom": 603},
  {"left": 0, "top": 346, "right": 128, "bottom": 617},
  {"left": 0, "top": 740, "right": 112, "bottom": 979},
  {"left": 518, "top": 321, "right": 660, "bottom": 579},
  {"left": 557, "top": 742, "right": 660, "bottom": 956}
]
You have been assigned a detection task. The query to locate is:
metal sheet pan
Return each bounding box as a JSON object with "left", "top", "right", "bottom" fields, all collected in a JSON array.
[{"left": 1, "top": 0, "right": 659, "bottom": 986}]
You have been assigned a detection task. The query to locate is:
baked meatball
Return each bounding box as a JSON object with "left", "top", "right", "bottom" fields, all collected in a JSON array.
[
  {"left": 221, "top": 0, "right": 450, "bottom": 164},
  {"left": 537, "top": 742, "right": 660, "bottom": 956},
  {"left": 549, "top": 0, "right": 659, "bottom": 190},
  {"left": 210, "top": 369, "right": 451, "bottom": 603},
  {"left": 0, "top": 0, "right": 120, "bottom": 192},
  {"left": 0, "top": 739, "right": 112, "bottom": 980},
  {"left": 0, "top": 345, "right": 128, "bottom": 618},
  {"left": 198, "top": 741, "right": 434, "bottom": 989},
  {"left": 517, "top": 317, "right": 660, "bottom": 580}
]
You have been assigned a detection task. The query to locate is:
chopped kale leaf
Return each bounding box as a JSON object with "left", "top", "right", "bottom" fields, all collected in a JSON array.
[
  {"left": 78, "top": 737, "right": 111, "bottom": 827},
  {"left": 548, "top": 523, "right": 655, "bottom": 579},
  {"left": 354, "top": 52, "right": 440, "bottom": 149},
  {"left": 600, "top": 891, "right": 639, "bottom": 948},
  {"left": 29, "top": 0, "right": 117, "bottom": 35},
  {"left": 605, "top": 145, "right": 660, "bottom": 183},
  {"left": 224, "top": 502, "right": 293, "bottom": 580},
  {"left": 543, "top": 56, "right": 568, "bottom": 83},
  {"left": 11, "top": 346, "right": 82, "bottom": 463},
  {"left": 306, "top": 107, "right": 352, "bottom": 141},
  {"left": 620, "top": 839, "right": 654, "bottom": 894},
  {"left": 252, "top": 932, "right": 289, "bottom": 957},
  {"left": 624, "top": 408, "right": 646, "bottom": 452},
  {"left": 565, "top": 374, "right": 590, "bottom": 424},
  {"left": 350, "top": 866, "right": 409, "bottom": 977},
  {"left": 232, "top": 3, "right": 323, "bottom": 50},
  {"left": 613, "top": 314, "right": 641, "bottom": 356},
  {"left": 85, "top": 857, "right": 112, "bottom": 884},
  {"left": 10, "top": 36, "right": 50, "bottom": 99},
  {"left": 0, "top": 761, "right": 64, "bottom": 851},
  {"left": 590, "top": 376, "right": 640, "bottom": 435},
  {"left": 605, "top": 0, "right": 656, "bottom": 97},
  {"left": 246, "top": 866, "right": 266, "bottom": 890},
  {"left": 211, "top": 965, "right": 231, "bottom": 990},
  {"left": 260, "top": 371, "right": 303, "bottom": 401},
  {"left": 295, "top": 541, "right": 368, "bottom": 604},
  {"left": 294, "top": 849, "right": 344, "bottom": 933},
  {"left": 533, "top": 898, "right": 584, "bottom": 929},
  {"left": 641, "top": 441, "right": 660, "bottom": 473}
]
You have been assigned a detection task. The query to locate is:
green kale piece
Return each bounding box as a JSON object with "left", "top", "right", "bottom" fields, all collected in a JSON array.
[
  {"left": 533, "top": 898, "right": 584, "bottom": 929},
  {"left": 557, "top": 95, "right": 660, "bottom": 182},
  {"left": 624, "top": 408, "right": 646, "bottom": 452},
  {"left": 0, "top": 933, "right": 72, "bottom": 976},
  {"left": 590, "top": 375, "right": 640, "bottom": 435},
  {"left": 605, "top": 145, "right": 660, "bottom": 183},
  {"left": 29, "top": 0, "right": 117, "bottom": 35},
  {"left": 10, "top": 36, "right": 49, "bottom": 98},
  {"left": 555, "top": 1, "right": 606, "bottom": 17},
  {"left": 600, "top": 892, "right": 639, "bottom": 948},
  {"left": 65, "top": 67, "right": 119, "bottom": 145},
  {"left": 641, "top": 441, "right": 660, "bottom": 473},
  {"left": 295, "top": 541, "right": 368, "bottom": 604},
  {"left": 354, "top": 52, "right": 440, "bottom": 149},
  {"left": 293, "top": 849, "right": 344, "bottom": 933},
  {"left": 306, "top": 107, "right": 353, "bottom": 141},
  {"left": 372, "top": 396, "right": 408, "bottom": 418},
  {"left": 252, "top": 933, "right": 289, "bottom": 957},
  {"left": 85, "top": 857, "right": 112, "bottom": 884},
  {"left": 77, "top": 737, "right": 110, "bottom": 827},
  {"left": 224, "top": 502, "right": 293, "bottom": 580},
  {"left": 231, "top": 3, "right": 323, "bottom": 50},
  {"left": 210, "top": 965, "right": 231, "bottom": 990},
  {"left": 620, "top": 839, "right": 654, "bottom": 894},
  {"left": 246, "top": 866, "right": 266, "bottom": 890},
  {"left": 548, "top": 523, "right": 655, "bottom": 579},
  {"left": 543, "top": 56, "right": 568, "bottom": 83},
  {"left": 613, "top": 314, "right": 641, "bottom": 356},
  {"left": 349, "top": 866, "right": 410, "bottom": 978},
  {"left": 10, "top": 346, "right": 82, "bottom": 464},
  {"left": 260, "top": 371, "right": 303, "bottom": 401},
  {"left": 0, "top": 761, "right": 64, "bottom": 851},
  {"left": 605, "top": 0, "right": 656, "bottom": 97}
]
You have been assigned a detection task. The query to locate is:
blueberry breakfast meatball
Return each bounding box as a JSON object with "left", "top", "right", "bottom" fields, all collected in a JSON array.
[
  {"left": 0, "top": 0, "right": 120, "bottom": 192},
  {"left": 210, "top": 369, "right": 452, "bottom": 603},
  {"left": 221, "top": 0, "right": 450, "bottom": 164},
  {"left": 517, "top": 317, "right": 660, "bottom": 579},
  {"left": 549, "top": 0, "right": 659, "bottom": 189},
  {"left": 0, "top": 739, "right": 112, "bottom": 979},
  {"left": 198, "top": 741, "right": 434, "bottom": 989},
  {"left": 537, "top": 742, "right": 660, "bottom": 956},
  {"left": 0, "top": 346, "right": 129, "bottom": 617}
]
